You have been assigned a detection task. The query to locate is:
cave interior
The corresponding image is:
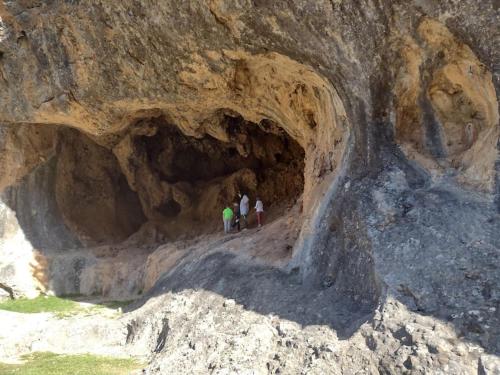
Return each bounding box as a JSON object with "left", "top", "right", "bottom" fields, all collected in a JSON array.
[{"left": 4, "top": 113, "right": 306, "bottom": 248}]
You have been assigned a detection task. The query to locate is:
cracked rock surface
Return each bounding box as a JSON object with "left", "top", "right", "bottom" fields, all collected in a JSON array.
[{"left": 0, "top": 0, "right": 498, "bottom": 374}]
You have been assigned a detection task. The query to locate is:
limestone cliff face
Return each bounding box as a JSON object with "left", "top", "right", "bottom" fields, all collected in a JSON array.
[
  {"left": 0, "top": 1, "right": 499, "bottom": 373},
  {"left": 0, "top": 1, "right": 497, "bottom": 188},
  {"left": 393, "top": 17, "right": 499, "bottom": 190},
  {"left": 0, "top": 1, "right": 497, "bottom": 243}
]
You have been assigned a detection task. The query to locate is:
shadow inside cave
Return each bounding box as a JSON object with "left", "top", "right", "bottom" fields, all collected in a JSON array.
[
  {"left": 1, "top": 119, "right": 498, "bottom": 355},
  {"left": 1, "top": 157, "right": 83, "bottom": 252},
  {"left": 126, "top": 145, "right": 500, "bottom": 354}
]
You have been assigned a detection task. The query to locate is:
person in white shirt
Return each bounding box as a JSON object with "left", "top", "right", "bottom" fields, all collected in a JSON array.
[
  {"left": 239, "top": 193, "right": 250, "bottom": 228},
  {"left": 255, "top": 197, "right": 264, "bottom": 227}
]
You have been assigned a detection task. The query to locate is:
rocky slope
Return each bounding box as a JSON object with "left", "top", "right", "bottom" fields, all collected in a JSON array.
[{"left": 0, "top": 0, "right": 499, "bottom": 373}]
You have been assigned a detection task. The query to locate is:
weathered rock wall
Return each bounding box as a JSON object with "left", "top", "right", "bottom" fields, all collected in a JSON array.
[
  {"left": 0, "top": 1, "right": 497, "bottom": 199},
  {"left": 0, "top": 0, "right": 497, "bottom": 301},
  {"left": 0, "top": 1, "right": 498, "bottom": 373}
]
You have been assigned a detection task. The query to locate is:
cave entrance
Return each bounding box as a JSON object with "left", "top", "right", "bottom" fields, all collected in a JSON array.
[
  {"left": 2, "top": 114, "right": 305, "bottom": 249},
  {"left": 128, "top": 114, "right": 305, "bottom": 239}
]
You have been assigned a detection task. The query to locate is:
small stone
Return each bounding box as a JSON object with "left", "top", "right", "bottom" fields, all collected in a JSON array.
[
  {"left": 223, "top": 299, "right": 236, "bottom": 308},
  {"left": 323, "top": 343, "right": 335, "bottom": 353}
]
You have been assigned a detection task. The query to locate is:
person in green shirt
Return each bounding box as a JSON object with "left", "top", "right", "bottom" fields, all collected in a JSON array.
[{"left": 222, "top": 205, "right": 234, "bottom": 234}]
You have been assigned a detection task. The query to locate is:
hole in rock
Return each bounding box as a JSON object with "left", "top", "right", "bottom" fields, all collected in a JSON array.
[
  {"left": 3, "top": 127, "right": 148, "bottom": 249},
  {"left": 2, "top": 114, "right": 305, "bottom": 249},
  {"left": 129, "top": 114, "right": 305, "bottom": 239}
]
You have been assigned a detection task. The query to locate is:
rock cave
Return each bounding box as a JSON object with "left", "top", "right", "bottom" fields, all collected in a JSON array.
[
  {"left": 0, "top": 1, "right": 499, "bottom": 374},
  {"left": 3, "top": 113, "right": 306, "bottom": 248}
]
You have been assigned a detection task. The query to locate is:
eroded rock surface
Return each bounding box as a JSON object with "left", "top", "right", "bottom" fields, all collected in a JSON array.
[{"left": 0, "top": 0, "right": 498, "bottom": 374}]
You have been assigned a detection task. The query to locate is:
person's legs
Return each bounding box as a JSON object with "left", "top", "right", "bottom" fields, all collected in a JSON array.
[
  {"left": 232, "top": 215, "right": 240, "bottom": 231},
  {"left": 256, "top": 212, "right": 262, "bottom": 227},
  {"left": 224, "top": 219, "right": 230, "bottom": 233}
]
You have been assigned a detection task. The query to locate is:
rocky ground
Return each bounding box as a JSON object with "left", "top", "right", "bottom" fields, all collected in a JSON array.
[
  {"left": 0, "top": 1, "right": 498, "bottom": 374},
  {"left": 1, "top": 158, "right": 499, "bottom": 375},
  {"left": 2, "top": 160, "right": 498, "bottom": 374},
  {"left": 0, "top": 308, "right": 130, "bottom": 364},
  {"left": 122, "top": 155, "right": 500, "bottom": 374}
]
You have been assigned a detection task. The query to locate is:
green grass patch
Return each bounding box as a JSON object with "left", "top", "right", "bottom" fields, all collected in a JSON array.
[
  {"left": 0, "top": 296, "right": 78, "bottom": 314},
  {"left": 0, "top": 296, "right": 134, "bottom": 318},
  {"left": 0, "top": 352, "right": 143, "bottom": 375}
]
